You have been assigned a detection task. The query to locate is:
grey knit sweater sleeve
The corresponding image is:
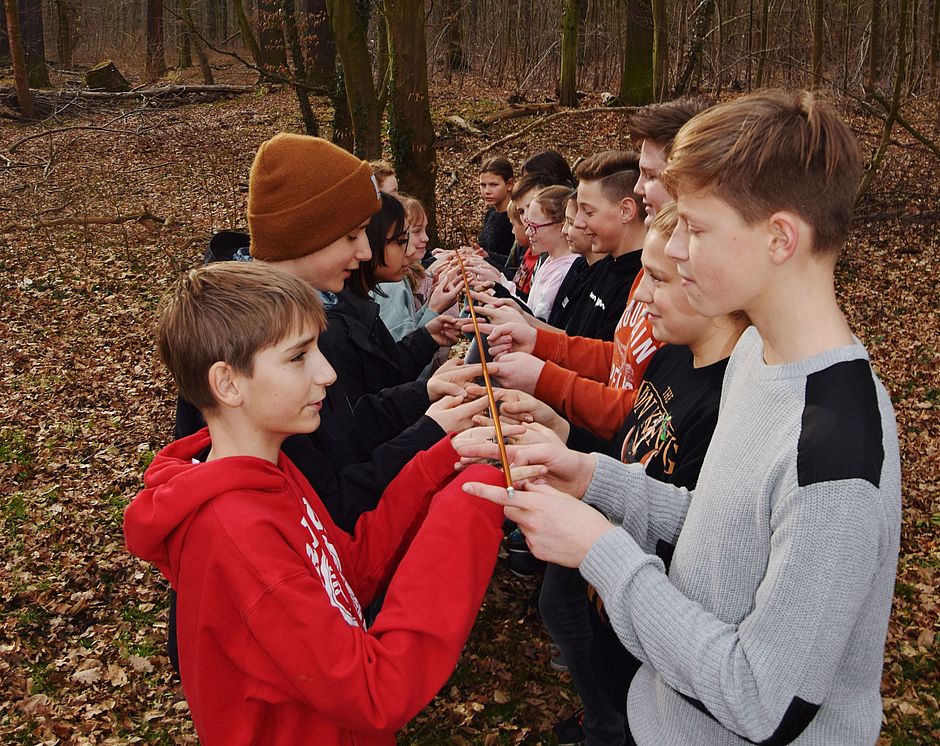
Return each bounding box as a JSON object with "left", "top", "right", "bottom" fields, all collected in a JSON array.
[{"left": 579, "top": 327, "right": 902, "bottom": 746}]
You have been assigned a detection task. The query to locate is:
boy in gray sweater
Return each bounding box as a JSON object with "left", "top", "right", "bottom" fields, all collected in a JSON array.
[{"left": 457, "top": 89, "right": 901, "bottom": 745}]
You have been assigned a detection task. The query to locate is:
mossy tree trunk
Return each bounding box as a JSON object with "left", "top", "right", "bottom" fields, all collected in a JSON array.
[
  {"left": 20, "top": 0, "right": 49, "bottom": 88},
  {"left": 619, "top": 0, "right": 654, "bottom": 104},
  {"left": 3, "top": 0, "right": 34, "bottom": 116},
  {"left": 326, "top": 0, "right": 381, "bottom": 159},
  {"left": 559, "top": 0, "right": 579, "bottom": 106},
  {"left": 304, "top": 0, "right": 336, "bottom": 87},
  {"left": 383, "top": 0, "right": 438, "bottom": 241},
  {"left": 232, "top": 0, "right": 265, "bottom": 72}
]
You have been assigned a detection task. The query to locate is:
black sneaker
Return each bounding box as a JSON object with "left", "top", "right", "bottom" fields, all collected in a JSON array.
[
  {"left": 553, "top": 708, "right": 585, "bottom": 745},
  {"left": 507, "top": 548, "right": 546, "bottom": 578}
]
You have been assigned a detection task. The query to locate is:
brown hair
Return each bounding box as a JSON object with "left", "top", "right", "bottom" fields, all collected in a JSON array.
[
  {"left": 507, "top": 200, "right": 522, "bottom": 225},
  {"left": 574, "top": 150, "right": 641, "bottom": 205},
  {"left": 156, "top": 262, "right": 326, "bottom": 413},
  {"left": 662, "top": 89, "right": 861, "bottom": 256},
  {"left": 480, "top": 156, "right": 514, "bottom": 183},
  {"left": 530, "top": 185, "right": 575, "bottom": 224},
  {"left": 348, "top": 192, "right": 406, "bottom": 298},
  {"left": 370, "top": 159, "right": 396, "bottom": 187},
  {"left": 628, "top": 98, "right": 714, "bottom": 150},
  {"left": 511, "top": 171, "right": 557, "bottom": 202}
]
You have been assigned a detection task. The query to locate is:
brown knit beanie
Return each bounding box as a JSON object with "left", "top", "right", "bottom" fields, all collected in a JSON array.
[{"left": 247, "top": 133, "right": 382, "bottom": 261}]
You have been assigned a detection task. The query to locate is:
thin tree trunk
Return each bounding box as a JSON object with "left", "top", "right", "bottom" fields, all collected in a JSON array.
[
  {"left": 280, "top": 0, "right": 319, "bottom": 135},
  {"left": 811, "top": 0, "right": 824, "bottom": 85},
  {"left": 146, "top": 0, "right": 167, "bottom": 80},
  {"left": 559, "top": 0, "right": 579, "bottom": 105},
  {"left": 754, "top": 0, "right": 770, "bottom": 87},
  {"left": 384, "top": 0, "right": 438, "bottom": 241},
  {"left": 866, "top": 0, "right": 881, "bottom": 90},
  {"left": 19, "top": 0, "right": 49, "bottom": 88},
  {"left": 620, "top": 0, "right": 654, "bottom": 104},
  {"left": 857, "top": 0, "right": 908, "bottom": 201},
  {"left": 232, "top": 0, "right": 265, "bottom": 71},
  {"left": 55, "top": 0, "right": 73, "bottom": 68},
  {"left": 674, "top": 0, "right": 716, "bottom": 95},
  {"left": 327, "top": 0, "right": 381, "bottom": 158},
  {"left": 180, "top": 0, "right": 214, "bottom": 83},
  {"left": 332, "top": 60, "right": 355, "bottom": 151},
  {"left": 3, "top": 0, "right": 33, "bottom": 116},
  {"left": 652, "top": 0, "right": 668, "bottom": 99}
]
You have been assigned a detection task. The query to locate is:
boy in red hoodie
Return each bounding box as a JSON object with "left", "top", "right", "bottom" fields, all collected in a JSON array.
[{"left": 124, "top": 261, "right": 511, "bottom": 745}]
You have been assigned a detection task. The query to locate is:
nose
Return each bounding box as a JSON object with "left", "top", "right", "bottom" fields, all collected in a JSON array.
[
  {"left": 319, "top": 356, "right": 338, "bottom": 387},
  {"left": 634, "top": 174, "right": 646, "bottom": 197},
  {"left": 354, "top": 232, "right": 372, "bottom": 262},
  {"left": 664, "top": 223, "right": 688, "bottom": 262},
  {"left": 633, "top": 271, "right": 653, "bottom": 304}
]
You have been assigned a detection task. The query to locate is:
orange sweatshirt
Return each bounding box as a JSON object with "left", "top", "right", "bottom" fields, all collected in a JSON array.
[{"left": 532, "top": 271, "right": 663, "bottom": 440}]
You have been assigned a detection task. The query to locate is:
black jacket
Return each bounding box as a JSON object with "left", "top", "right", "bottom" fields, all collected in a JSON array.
[{"left": 320, "top": 289, "right": 439, "bottom": 406}]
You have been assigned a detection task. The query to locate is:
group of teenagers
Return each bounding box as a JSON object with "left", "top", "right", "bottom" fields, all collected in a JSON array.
[{"left": 124, "top": 88, "right": 902, "bottom": 746}]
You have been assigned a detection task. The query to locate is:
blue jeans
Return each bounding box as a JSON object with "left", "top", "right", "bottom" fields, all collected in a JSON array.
[{"left": 539, "top": 563, "right": 627, "bottom": 746}]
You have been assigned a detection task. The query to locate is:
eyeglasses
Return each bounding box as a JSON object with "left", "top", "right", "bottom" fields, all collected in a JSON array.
[{"left": 524, "top": 219, "right": 561, "bottom": 235}]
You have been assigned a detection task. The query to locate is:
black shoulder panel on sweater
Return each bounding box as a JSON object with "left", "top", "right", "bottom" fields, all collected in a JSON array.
[
  {"left": 797, "top": 359, "right": 883, "bottom": 488},
  {"left": 677, "top": 692, "right": 820, "bottom": 745}
]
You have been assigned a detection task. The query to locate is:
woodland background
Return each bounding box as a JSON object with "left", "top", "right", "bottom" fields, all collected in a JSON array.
[{"left": 0, "top": 0, "right": 938, "bottom": 743}]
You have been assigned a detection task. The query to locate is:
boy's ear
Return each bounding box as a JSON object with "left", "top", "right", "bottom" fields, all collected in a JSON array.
[
  {"left": 207, "top": 361, "right": 244, "bottom": 408},
  {"left": 619, "top": 196, "right": 638, "bottom": 223},
  {"left": 506, "top": 177, "right": 515, "bottom": 189},
  {"left": 767, "top": 211, "right": 800, "bottom": 266}
]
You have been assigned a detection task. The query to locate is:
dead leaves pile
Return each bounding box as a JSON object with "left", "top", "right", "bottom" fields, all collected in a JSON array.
[{"left": 0, "top": 72, "right": 937, "bottom": 744}]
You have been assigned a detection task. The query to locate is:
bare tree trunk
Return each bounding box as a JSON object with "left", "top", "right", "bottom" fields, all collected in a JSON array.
[
  {"left": 327, "top": 0, "right": 381, "bottom": 158},
  {"left": 559, "top": 0, "right": 579, "bottom": 105},
  {"left": 858, "top": 0, "right": 908, "bottom": 201},
  {"left": 620, "top": 0, "right": 654, "bottom": 104},
  {"left": 3, "top": 0, "right": 33, "bottom": 116},
  {"left": 754, "top": 0, "right": 770, "bottom": 87},
  {"left": 55, "top": 0, "right": 74, "bottom": 69},
  {"left": 866, "top": 0, "right": 881, "bottom": 90},
  {"left": 232, "top": 0, "right": 265, "bottom": 71},
  {"left": 19, "top": 0, "right": 49, "bottom": 88},
  {"left": 332, "top": 61, "right": 355, "bottom": 151},
  {"left": 931, "top": 0, "right": 940, "bottom": 87},
  {"left": 674, "top": 0, "right": 716, "bottom": 95},
  {"left": 0, "top": 3, "right": 8, "bottom": 62},
  {"left": 384, "top": 0, "right": 438, "bottom": 240},
  {"left": 811, "top": 0, "right": 824, "bottom": 85},
  {"left": 652, "top": 0, "right": 668, "bottom": 99},
  {"left": 146, "top": 0, "right": 167, "bottom": 80},
  {"left": 180, "top": 0, "right": 215, "bottom": 83},
  {"left": 281, "top": 0, "right": 319, "bottom": 135}
]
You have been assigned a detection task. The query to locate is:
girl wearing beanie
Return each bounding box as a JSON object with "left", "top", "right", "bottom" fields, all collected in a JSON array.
[{"left": 319, "top": 193, "right": 461, "bottom": 406}]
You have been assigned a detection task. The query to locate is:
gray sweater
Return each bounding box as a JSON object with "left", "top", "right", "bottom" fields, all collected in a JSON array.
[{"left": 580, "top": 326, "right": 901, "bottom": 745}]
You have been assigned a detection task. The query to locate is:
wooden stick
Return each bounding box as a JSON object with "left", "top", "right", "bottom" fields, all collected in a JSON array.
[{"left": 453, "top": 251, "right": 514, "bottom": 493}]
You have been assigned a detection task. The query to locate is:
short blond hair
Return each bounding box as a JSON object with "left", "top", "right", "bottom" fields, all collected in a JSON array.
[
  {"left": 650, "top": 201, "right": 678, "bottom": 237},
  {"left": 662, "top": 89, "right": 861, "bottom": 256},
  {"left": 156, "top": 262, "right": 326, "bottom": 412}
]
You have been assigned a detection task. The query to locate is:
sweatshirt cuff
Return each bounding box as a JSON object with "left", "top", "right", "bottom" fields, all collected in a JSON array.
[
  {"left": 533, "top": 328, "right": 564, "bottom": 360},
  {"left": 439, "top": 463, "right": 508, "bottom": 526},
  {"left": 417, "top": 434, "right": 464, "bottom": 486},
  {"left": 580, "top": 526, "right": 662, "bottom": 604},
  {"left": 583, "top": 454, "right": 644, "bottom": 525},
  {"left": 533, "top": 361, "right": 574, "bottom": 407}
]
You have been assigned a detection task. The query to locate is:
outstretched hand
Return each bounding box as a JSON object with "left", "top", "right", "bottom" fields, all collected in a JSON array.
[
  {"left": 468, "top": 386, "right": 570, "bottom": 442},
  {"left": 461, "top": 480, "right": 615, "bottom": 568}
]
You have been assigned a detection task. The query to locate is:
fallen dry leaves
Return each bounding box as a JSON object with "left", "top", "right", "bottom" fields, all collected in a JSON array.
[{"left": 0, "top": 64, "right": 937, "bottom": 744}]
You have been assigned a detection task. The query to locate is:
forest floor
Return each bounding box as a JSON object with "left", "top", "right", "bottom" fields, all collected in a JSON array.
[{"left": 0, "top": 60, "right": 938, "bottom": 744}]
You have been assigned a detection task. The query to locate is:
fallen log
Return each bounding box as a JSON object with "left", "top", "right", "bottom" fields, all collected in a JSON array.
[
  {"left": 480, "top": 102, "right": 557, "bottom": 126},
  {"left": 1, "top": 209, "right": 168, "bottom": 234}
]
